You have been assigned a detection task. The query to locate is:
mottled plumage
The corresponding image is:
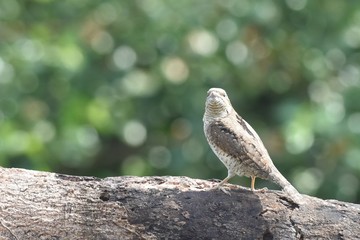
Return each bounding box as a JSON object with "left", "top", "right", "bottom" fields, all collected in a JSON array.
[{"left": 203, "top": 88, "right": 303, "bottom": 204}]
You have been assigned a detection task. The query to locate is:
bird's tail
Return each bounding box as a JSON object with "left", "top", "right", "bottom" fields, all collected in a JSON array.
[{"left": 269, "top": 168, "right": 304, "bottom": 204}]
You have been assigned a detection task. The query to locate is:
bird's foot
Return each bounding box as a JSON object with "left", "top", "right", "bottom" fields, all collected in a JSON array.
[
  {"left": 219, "top": 187, "right": 232, "bottom": 195},
  {"left": 253, "top": 187, "right": 268, "bottom": 193},
  {"left": 210, "top": 184, "right": 232, "bottom": 196}
]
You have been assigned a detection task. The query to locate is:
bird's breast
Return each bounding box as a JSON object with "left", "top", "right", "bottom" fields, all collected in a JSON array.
[{"left": 204, "top": 120, "right": 250, "bottom": 174}]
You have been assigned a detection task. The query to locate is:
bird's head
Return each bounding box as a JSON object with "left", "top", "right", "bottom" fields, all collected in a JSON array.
[{"left": 204, "top": 88, "right": 233, "bottom": 120}]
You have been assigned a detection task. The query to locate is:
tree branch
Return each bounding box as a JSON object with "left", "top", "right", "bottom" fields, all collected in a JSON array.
[{"left": 0, "top": 167, "right": 359, "bottom": 239}]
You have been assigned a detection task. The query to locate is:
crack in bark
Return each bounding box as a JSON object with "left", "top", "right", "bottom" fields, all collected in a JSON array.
[
  {"left": 263, "top": 228, "right": 274, "bottom": 240},
  {"left": 1, "top": 220, "right": 19, "bottom": 240},
  {"left": 289, "top": 217, "right": 304, "bottom": 240},
  {"left": 278, "top": 195, "right": 300, "bottom": 209},
  {"left": 99, "top": 190, "right": 110, "bottom": 201},
  {"left": 55, "top": 174, "right": 100, "bottom": 182}
]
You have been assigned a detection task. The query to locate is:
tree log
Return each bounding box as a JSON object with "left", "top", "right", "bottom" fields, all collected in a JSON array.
[{"left": 0, "top": 167, "right": 359, "bottom": 239}]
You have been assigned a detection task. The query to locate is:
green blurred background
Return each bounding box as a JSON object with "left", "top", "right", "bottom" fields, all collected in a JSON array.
[{"left": 1, "top": 0, "right": 360, "bottom": 203}]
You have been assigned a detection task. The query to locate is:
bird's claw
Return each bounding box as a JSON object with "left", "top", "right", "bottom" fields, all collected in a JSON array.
[
  {"left": 253, "top": 187, "right": 268, "bottom": 193},
  {"left": 219, "top": 187, "right": 232, "bottom": 195},
  {"left": 210, "top": 184, "right": 232, "bottom": 196}
]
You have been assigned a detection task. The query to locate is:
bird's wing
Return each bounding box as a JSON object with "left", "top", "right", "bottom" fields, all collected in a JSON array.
[
  {"left": 235, "top": 114, "right": 269, "bottom": 154},
  {"left": 207, "top": 118, "right": 272, "bottom": 178},
  {"left": 234, "top": 113, "right": 274, "bottom": 172}
]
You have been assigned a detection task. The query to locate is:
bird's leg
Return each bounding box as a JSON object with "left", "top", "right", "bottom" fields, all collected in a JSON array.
[
  {"left": 211, "top": 172, "right": 235, "bottom": 195},
  {"left": 251, "top": 176, "right": 256, "bottom": 191},
  {"left": 250, "top": 175, "right": 268, "bottom": 192},
  {"left": 216, "top": 176, "right": 231, "bottom": 188}
]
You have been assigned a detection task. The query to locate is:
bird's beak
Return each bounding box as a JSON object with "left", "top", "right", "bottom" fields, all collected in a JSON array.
[{"left": 207, "top": 91, "right": 216, "bottom": 98}]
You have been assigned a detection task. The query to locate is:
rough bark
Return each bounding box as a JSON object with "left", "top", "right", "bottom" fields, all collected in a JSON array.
[{"left": 0, "top": 167, "right": 359, "bottom": 240}]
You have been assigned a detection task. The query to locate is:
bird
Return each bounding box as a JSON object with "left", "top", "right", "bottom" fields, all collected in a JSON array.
[{"left": 203, "top": 87, "right": 303, "bottom": 204}]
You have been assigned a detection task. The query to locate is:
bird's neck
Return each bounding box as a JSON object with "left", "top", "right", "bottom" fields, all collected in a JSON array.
[{"left": 204, "top": 105, "right": 231, "bottom": 122}]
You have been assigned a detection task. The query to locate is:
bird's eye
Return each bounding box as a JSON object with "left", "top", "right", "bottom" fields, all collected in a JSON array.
[{"left": 220, "top": 92, "right": 226, "bottom": 97}]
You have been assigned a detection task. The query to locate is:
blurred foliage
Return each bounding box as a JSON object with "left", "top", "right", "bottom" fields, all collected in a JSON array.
[{"left": 1, "top": 0, "right": 360, "bottom": 203}]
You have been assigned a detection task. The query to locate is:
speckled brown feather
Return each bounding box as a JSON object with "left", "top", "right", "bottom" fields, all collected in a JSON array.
[{"left": 206, "top": 118, "right": 271, "bottom": 180}]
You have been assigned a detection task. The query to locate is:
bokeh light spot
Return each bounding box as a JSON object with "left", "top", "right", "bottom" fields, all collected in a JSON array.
[
  {"left": 216, "top": 18, "right": 238, "bottom": 41},
  {"left": 86, "top": 99, "right": 111, "bottom": 130},
  {"left": 325, "top": 48, "right": 346, "bottom": 70},
  {"left": 339, "top": 65, "right": 360, "bottom": 87},
  {"left": 170, "top": 118, "right": 192, "bottom": 140},
  {"left": 345, "top": 148, "right": 360, "bottom": 171},
  {"left": 6, "top": 131, "right": 31, "bottom": 154},
  {"left": 254, "top": 1, "right": 280, "bottom": 24},
  {"left": 113, "top": 46, "right": 137, "bottom": 70},
  {"left": 285, "top": 0, "right": 307, "bottom": 11},
  {"left": 161, "top": 57, "right": 189, "bottom": 84},
  {"left": 21, "top": 98, "right": 49, "bottom": 121},
  {"left": 123, "top": 120, "right": 147, "bottom": 147},
  {"left": 55, "top": 44, "right": 84, "bottom": 71},
  {"left": 323, "top": 98, "right": 345, "bottom": 124},
  {"left": 182, "top": 138, "right": 204, "bottom": 162},
  {"left": 303, "top": 48, "right": 327, "bottom": 78},
  {"left": 226, "top": 41, "right": 248, "bottom": 65},
  {"left": 148, "top": 146, "right": 171, "bottom": 169},
  {"left": 76, "top": 126, "right": 99, "bottom": 149},
  {"left": 90, "top": 31, "right": 114, "bottom": 54},
  {"left": 347, "top": 113, "right": 360, "bottom": 134},
  {"left": 120, "top": 70, "right": 159, "bottom": 96},
  {"left": 0, "top": 58, "right": 14, "bottom": 84},
  {"left": 293, "top": 168, "right": 323, "bottom": 194},
  {"left": 94, "top": 2, "right": 118, "bottom": 25},
  {"left": 188, "top": 30, "right": 219, "bottom": 56},
  {"left": 308, "top": 81, "right": 331, "bottom": 104},
  {"left": 285, "top": 122, "right": 314, "bottom": 154},
  {"left": 343, "top": 26, "right": 360, "bottom": 48},
  {"left": 32, "top": 120, "right": 56, "bottom": 143},
  {"left": 16, "top": 39, "right": 44, "bottom": 62}
]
